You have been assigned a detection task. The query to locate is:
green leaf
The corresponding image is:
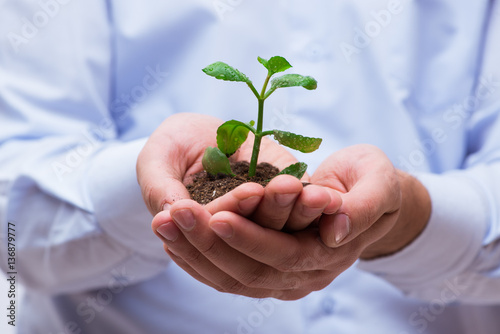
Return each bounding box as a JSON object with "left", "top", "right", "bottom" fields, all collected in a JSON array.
[
  {"left": 202, "top": 147, "right": 234, "bottom": 176},
  {"left": 217, "top": 120, "right": 255, "bottom": 157},
  {"left": 257, "top": 57, "right": 268, "bottom": 69},
  {"left": 268, "top": 56, "right": 292, "bottom": 74},
  {"left": 278, "top": 162, "right": 308, "bottom": 179},
  {"left": 270, "top": 74, "right": 317, "bottom": 91},
  {"left": 273, "top": 130, "right": 322, "bottom": 153},
  {"left": 202, "top": 61, "right": 251, "bottom": 83},
  {"left": 258, "top": 56, "right": 292, "bottom": 75}
]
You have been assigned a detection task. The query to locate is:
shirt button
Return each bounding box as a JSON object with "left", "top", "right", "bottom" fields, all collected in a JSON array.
[{"left": 321, "top": 297, "right": 336, "bottom": 315}]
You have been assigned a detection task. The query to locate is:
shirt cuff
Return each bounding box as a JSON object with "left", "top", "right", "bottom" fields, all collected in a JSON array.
[
  {"left": 86, "top": 138, "right": 167, "bottom": 261},
  {"left": 357, "top": 171, "right": 489, "bottom": 294}
]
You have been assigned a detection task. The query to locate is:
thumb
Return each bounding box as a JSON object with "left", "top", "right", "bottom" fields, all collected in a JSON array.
[
  {"left": 137, "top": 143, "right": 191, "bottom": 216},
  {"left": 318, "top": 170, "right": 401, "bottom": 248},
  {"left": 142, "top": 174, "right": 191, "bottom": 215}
]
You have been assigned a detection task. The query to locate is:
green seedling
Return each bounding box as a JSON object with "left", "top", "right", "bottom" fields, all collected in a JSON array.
[{"left": 202, "top": 56, "right": 321, "bottom": 179}]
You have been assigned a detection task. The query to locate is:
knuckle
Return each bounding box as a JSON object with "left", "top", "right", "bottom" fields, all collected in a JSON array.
[
  {"left": 181, "top": 247, "right": 204, "bottom": 264},
  {"left": 385, "top": 168, "right": 402, "bottom": 203},
  {"left": 256, "top": 214, "right": 286, "bottom": 230},
  {"left": 307, "top": 272, "right": 336, "bottom": 292},
  {"left": 281, "top": 289, "right": 312, "bottom": 301},
  {"left": 218, "top": 278, "right": 247, "bottom": 295},
  {"left": 270, "top": 289, "right": 297, "bottom": 301},
  {"left": 280, "top": 271, "right": 307, "bottom": 290},
  {"left": 198, "top": 240, "right": 222, "bottom": 260},
  {"left": 244, "top": 239, "right": 272, "bottom": 259},
  {"left": 240, "top": 266, "right": 272, "bottom": 288},
  {"left": 361, "top": 196, "right": 379, "bottom": 222},
  {"left": 143, "top": 183, "right": 157, "bottom": 213},
  {"left": 274, "top": 251, "right": 306, "bottom": 272}
]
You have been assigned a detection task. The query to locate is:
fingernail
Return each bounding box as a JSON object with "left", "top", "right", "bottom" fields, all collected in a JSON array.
[
  {"left": 172, "top": 209, "right": 195, "bottom": 231},
  {"left": 238, "top": 196, "right": 261, "bottom": 213},
  {"left": 156, "top": 222, "right": 179, "bottom": 242},
  {"left": 163, "top": 203, "right": 172, "bottom": 211},
  {"left": 210, "top": 222, "right": 233, "bottom": 239},
  {"left": 275, "top": 193, "right": 297, "bottom": 207},
  {"left": 334, "top": 214, "right": 351, "bottom": 244}
]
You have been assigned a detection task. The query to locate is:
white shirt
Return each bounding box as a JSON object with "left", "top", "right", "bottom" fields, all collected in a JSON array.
[{"left": 1, "top": 0, "right": 500, "bottom": 333}]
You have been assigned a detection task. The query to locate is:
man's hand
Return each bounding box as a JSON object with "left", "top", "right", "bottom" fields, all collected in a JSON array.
[
  {"left": 311, "top": 144, "right": 431, "bottom": 259},
  {"left": 152, "top": 198, "right": 353, "bottom": 300}
]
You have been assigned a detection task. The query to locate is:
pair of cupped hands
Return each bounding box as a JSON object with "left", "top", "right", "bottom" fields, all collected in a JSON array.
[{"left": 137, "top": 113, "right": 431, "bottom": 300}]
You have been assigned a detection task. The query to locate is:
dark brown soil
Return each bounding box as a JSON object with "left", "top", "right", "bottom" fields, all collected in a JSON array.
[{"left": 187, "top": 161, "right": 279, "bottom": 205}]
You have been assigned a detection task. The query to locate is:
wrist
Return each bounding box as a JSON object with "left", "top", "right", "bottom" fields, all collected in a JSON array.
[{"left": 360, "top": 170, "right": 431, "bottom": 260}]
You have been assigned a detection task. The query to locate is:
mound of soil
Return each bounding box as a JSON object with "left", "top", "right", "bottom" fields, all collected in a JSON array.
[{"left": 187, "top": 161, "right": 279, "bottom": 205}]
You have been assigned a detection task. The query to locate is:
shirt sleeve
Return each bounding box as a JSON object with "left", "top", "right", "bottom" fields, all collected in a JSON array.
[
  {"left": 0, "top": 1, "right": 168, "bottom": 294},
  {"left": 358, "top": 7, "right": 500, "bottom": 304}
]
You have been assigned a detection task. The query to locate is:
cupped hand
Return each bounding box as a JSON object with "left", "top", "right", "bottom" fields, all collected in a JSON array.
[
  {"left": 152, "top": 198, "right": 353, "bottom": 300},
  {"left": 311, "top": 144, "right": 431, "bottom": 259}
]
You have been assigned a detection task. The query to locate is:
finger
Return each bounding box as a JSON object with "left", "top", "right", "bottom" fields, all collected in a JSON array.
[
  {"left": 137, "top": 142, "right": 192, "bottom": 215},
  {"left": 209, "top": 212, "right": 353, "bottom": 292},
  {"left": 156, "top": 221, "right": 283, "bottom": 299},
  {"left": 310, "top": 145, "right": 401, "bottom": 248},
  {"left": 167, "top": 249, "right": 315, "bottom": 300},
  {"left": 155, "top": 201, "right": 320, "bottom": 298},
  {"left": 165, "top": 200, "right": 307, "bottom": 291},
  {"left": 154, "top": 205, "right": 238, "bottom": 292},
  {"left": 251, "top": 175, "right": 304, "bottom": 230},
  {"left": 154, "top": 206, "right": 347, "bottom": 300},
  {"left": 204, "top": 182, "right": 264, "bottom": 217},
  {"left": 285, "top": 185, "right": 334, "bottom": 231},
  {"left": 321, "top": 170, "right": 401, "bottom": 248},
  {"left": 167, "top": 225, "right": 333, "bottom": 300},
  {"left": 164, "top": 246, "right": 220, "bottom": 289},
  {"left": 152, "top": 182, "right": 265, "bottom": 230},
  {"left": 209, "top": 211, "right": 336, "bottom": 272}
]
